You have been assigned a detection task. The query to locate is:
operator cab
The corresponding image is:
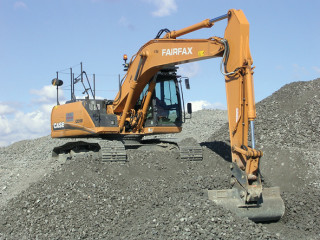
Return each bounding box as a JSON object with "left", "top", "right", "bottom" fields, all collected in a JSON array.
[{"left": 138, "top": 67, "right": 183, "bottom": 127}]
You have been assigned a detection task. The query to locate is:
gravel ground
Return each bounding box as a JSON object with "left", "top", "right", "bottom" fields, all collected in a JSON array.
[
  {"left": 0, "top": 78, "right": 319, "bottom": 239},
  {"left": 0, "top": 136, "right": 63, "bottom": 208}
]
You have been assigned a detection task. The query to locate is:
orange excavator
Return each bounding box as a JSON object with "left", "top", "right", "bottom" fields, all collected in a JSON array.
[{"left": 51, "top": 9, "right": 285, "bottom": 222}]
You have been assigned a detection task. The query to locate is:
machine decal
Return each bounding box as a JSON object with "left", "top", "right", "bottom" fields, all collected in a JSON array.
[
  {"left": 198, "top": 50, "right": 205, "bottom": 57},
  {"left": 75, "top": 119, "right": 83, "bottom": 123},
  {"left": 63, "top": 123, "right": 96, "bottom": 133},
  {"left": 236, "top": 107, "right": 239, "bottom": 123},
  {"left": 53, "top": 122, "right": 65, "bottom": 130},
  {"left": 162, "top": 47, "right": 192, "bottom": 56},
  {"left": 66, "top": 112, "right": 74, "bottom": 122}
]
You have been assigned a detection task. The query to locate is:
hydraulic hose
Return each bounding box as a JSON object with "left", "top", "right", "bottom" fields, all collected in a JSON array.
[{"left": 219, "top": 39, "right": 240, "bottom": 76}]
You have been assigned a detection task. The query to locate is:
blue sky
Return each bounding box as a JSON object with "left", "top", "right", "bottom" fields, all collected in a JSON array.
[{"left": 0, "top": 0, "right": 319, "bottom": 146}]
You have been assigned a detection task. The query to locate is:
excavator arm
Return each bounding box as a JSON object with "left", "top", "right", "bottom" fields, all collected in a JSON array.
[
  {"left": 111, "top": 9, "right": 284, "bottom": 221},
  {"left": 113, "top": 9, "right": 259, "bottom": 179}
]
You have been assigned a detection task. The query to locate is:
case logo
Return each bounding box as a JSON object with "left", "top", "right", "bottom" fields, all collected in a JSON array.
[{"left": 53, "top": 122, "right": 65, "bottom": 130}]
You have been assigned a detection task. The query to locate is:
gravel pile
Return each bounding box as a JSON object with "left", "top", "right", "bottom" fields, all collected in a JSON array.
[
  {"left": 0, "top": 78, "right": 320, "bottom": 239},
  {"left": 255, "top": 78, "right": 320, "bottom": 149},
  {"left": 255, "top": 79, "right": 320, "bottom": 190},
  {"left": 145, "top": 109, "right": 228, "bottom": 143},
  {"left": 253, "top": 79, "right": 320, "bottom": 239},
  {"left": 0, "top": 150, "right": 277, "bottom": 239},
  {"left": 171, "top": 109, "right": 228, "bottom": 143},
  {"left": 0, "top": 136, "right": 86, "bottom": 209}
]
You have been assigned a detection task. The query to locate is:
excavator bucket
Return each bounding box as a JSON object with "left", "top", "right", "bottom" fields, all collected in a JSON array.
[{"left": 207, "top": 186, "right": 285, "bottom": 222}]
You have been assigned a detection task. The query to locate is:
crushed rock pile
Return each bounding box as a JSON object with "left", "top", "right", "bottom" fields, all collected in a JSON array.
[
  {"left": 167, "top": 109, "right": 228, "bottom": 143},
  {"left": 255, "top": 79, "right": 320, "bottom": 190},
  {"left": 255, "top": 78, "right": 320, "bottom": 149},
  {"left": 254, "top": 79, "right": 320, "bottom": 239},
  {"left": 0, "top": 150, "right": 277, "bottom": 239},
  {"left": 0, "top": 136, "right": 86, "bottom": 208},
  {"left": 0, "top": 78, "right": 320, "bottom": 239}
]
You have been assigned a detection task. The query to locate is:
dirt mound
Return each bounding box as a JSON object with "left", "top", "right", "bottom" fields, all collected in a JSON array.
[
  {"left": 0, "top": 136, "right": 60, "bottom": 208},
  {"left": 254, "top": 79, "right": 320, "bottom": 239},
  {"left": 0, "top": 136, "right": 83, "bottom": 208},
  {"left": 0, "top": 149, "right": 277, "bottom": 239},
  {"left": 255, "top": 78, "right": 320, "bottom": 149},
  {"left": 161, "top": 109, "right": 228, "bottom": 143}
]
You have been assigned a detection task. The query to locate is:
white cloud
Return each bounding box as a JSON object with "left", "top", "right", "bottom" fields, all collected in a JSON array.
[
  {"left": 14, "top": 1, "right": 27, "bottom": 9},
  {"left": 30, "top": 85, "right": 64, "bottom": 104},
  {"left": 39, "top": 104, "right": 55, "bottom": 115},
  {"left": 146, "top": 0, "right": 177, "bottom": 17},
  {"left": 16, "top": 111, "right": 49, "bottom": 134},
  {"left": 0, "top": 109, "right": 51, "bottom": 147},
  {"left": 178, "top": 62, "right": 200, "bottom": 78},
  {"left": 0, "top": 115, "right": 12, "bottom": 135},
  {"left": 0, "top": 104, "right": 15, "bottom": 115},
  {"left": 0, "top": 109, "right": 52, "bottom": 147},
  {"left": 190, "top": 100, "right": 226, "bottom": 112},
  {"left": 0, "top": 85, "right": 62, "bottom": 147}
]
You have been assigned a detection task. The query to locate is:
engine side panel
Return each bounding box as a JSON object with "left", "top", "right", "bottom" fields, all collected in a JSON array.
[{"left": 51, "top": 101, "right": 120, "bottom": 138}]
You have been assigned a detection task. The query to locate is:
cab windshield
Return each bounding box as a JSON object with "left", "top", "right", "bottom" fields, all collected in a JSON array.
[
  {"left": 154, "top": 79, "right": 181, "bottom": 125},
  {"left": 139, "top": 77, "right": 182, "bottom": 127}
]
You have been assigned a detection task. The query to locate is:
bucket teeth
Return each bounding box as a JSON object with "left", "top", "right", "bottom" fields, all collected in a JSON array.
[{"left": 207, "top": 186, "right": 285, "bottom": 222}]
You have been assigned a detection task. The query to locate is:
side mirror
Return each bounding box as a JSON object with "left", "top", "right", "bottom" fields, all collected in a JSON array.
[
  {"left": 185, "top": 78, "right": 190, "bottom": 89},
  {"left": 187, "top": 102, "right": 192, "bottom": 114}
]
